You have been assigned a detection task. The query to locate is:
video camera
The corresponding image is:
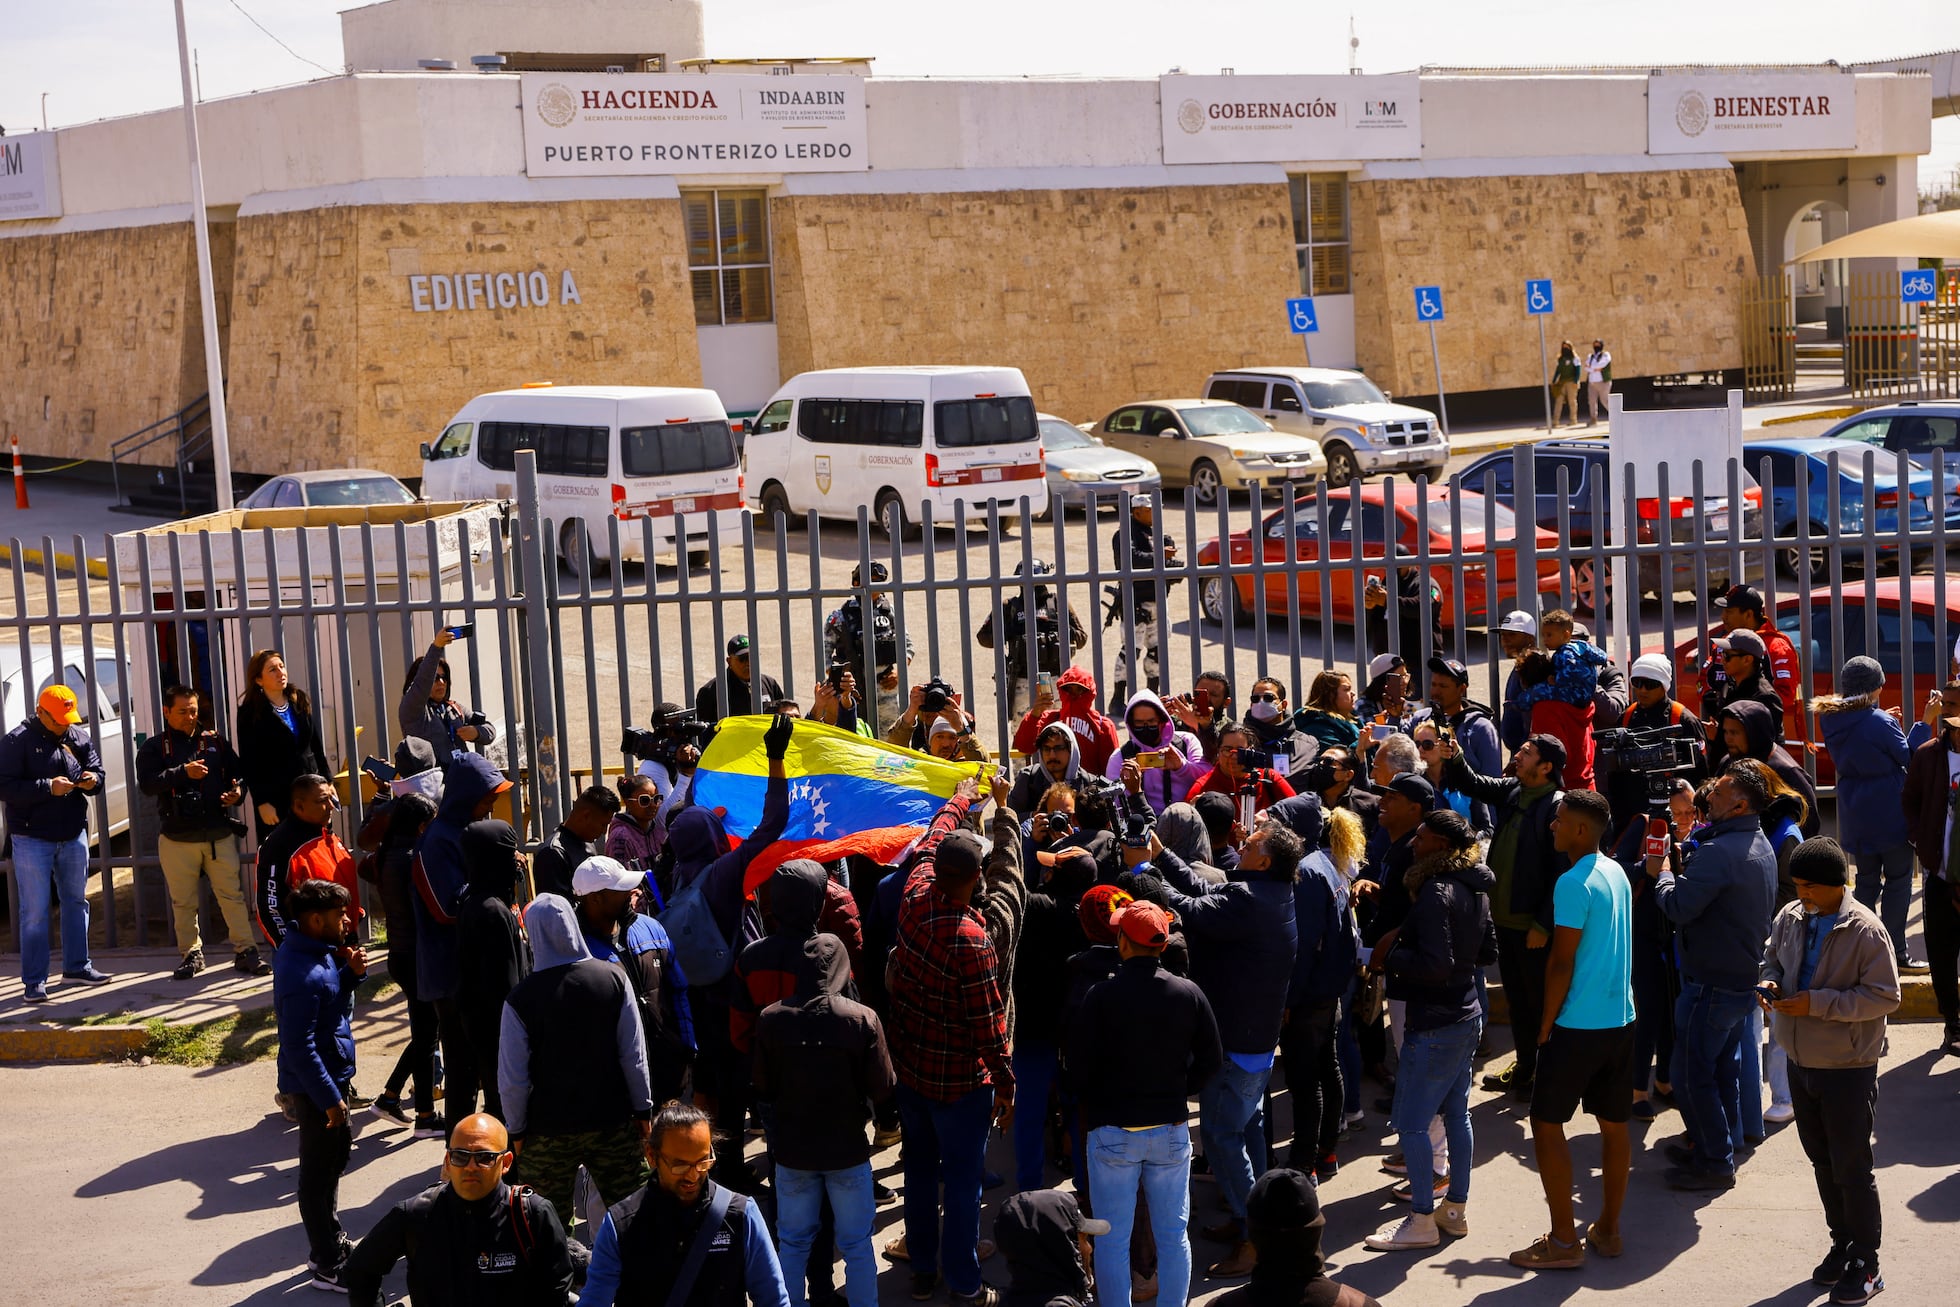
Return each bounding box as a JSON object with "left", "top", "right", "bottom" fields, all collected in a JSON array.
[
  {"left": 621, "top": 703, "right": 712, "bottom": 769},
  {"left": 1594, "top": 725, "right": 1698, "bottom": 811}
]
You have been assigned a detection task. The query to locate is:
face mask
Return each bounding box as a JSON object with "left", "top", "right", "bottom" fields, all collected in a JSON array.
[
  {"left": 1247, "top": 700, "right": 1280, "bottom": 722},
  {"left": 1135, "top": 720, "right": 1167, "bottom": 746}
]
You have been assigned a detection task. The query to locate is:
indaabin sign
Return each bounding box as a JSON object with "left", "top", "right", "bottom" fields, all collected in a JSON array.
[
  {"left": 1161, "top": 74, "right": 1420, "bottom": 163},
  {"left": 521, "top": 73, "right": 870, "bottom": 176},
  {"left": 0, "top": 132, "right": 61, "bottom": 222}
]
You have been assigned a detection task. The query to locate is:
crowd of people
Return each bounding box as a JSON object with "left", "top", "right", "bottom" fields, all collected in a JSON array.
[{"left": 2, "top": 539, "right": 1950, "bottom": 1307}]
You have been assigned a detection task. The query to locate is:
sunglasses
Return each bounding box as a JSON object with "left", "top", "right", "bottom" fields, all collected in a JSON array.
[
  {"left": 446, "top": 1147, "right": 508, "bottom": 1169},
  {"left": 630, "top": 794, "right": 658, "bottom": 809},
  {"left": 1417, "top": 738, "right": 1439, "bottom": 751},
  {"left": 1248, "top": 693, "right": 1279, "bottom": 704},
  {"left": 1630, "top": 678, "right": 1664, "bottom": 690},
  {"left": 1721, "top": 650, "right": 1752, "bottom": 661}
]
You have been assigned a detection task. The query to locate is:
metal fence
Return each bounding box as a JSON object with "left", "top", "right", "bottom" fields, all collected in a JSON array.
[{"left": 4, "top": 442, "right": 1955, "bottom": 951}]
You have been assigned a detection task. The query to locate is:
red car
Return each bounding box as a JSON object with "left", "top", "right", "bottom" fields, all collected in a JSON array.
[
  {"left": 1195, "top": 483, "right": 1573, "bottom": 631},
  {"left": 1671, "top": 577, "right": 1960, "bottom": 786}
]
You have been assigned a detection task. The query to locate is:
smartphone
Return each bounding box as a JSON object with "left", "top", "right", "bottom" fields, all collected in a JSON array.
[
  {"left": 1135, "top": 751, "right": 1164, "bottom": 768},
  {"left": 1756, "top": 984, "right": 1779, "bottom": 1004},
  {"left": 1370, "top": 722, "right": 1393, "bottom": 741},
  {"left": 362, "top": 755, "right": 399, "bottom": 783},
  {"left": 1037, "top": 671, "right": 1056, "bottom": 697},
  {"left": 444, "top": 622, "right": 475, "bottom": 641}
]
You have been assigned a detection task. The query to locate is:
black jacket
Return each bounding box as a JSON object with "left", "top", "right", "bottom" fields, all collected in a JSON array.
[
  {"left": 342, "top": 1181, "right": 573, "bottom": 1307},
  {"left": 235, "top": 695, "right": 326, "bottom": 823},
  {"left": 1383, "top": 846, "right": 1498, "bottom": 1032},
  {"left": 1013, "top": 853, "right": 1096, "bottom": 1047},
  {"left": 1719, "top": 700, "right": 1821, "bottom": 838},
  {"left": 1442, "top": 753, "right": 1566, "bottom": 932},
  {"left": 1655, "top": 813, "right": 1778, "bottom": 993},
  {"left": 136, "top": 726, "right": 245, "bottom": 840},
  {"left": 1067, "top": 954, "right": 1222, "bottom": 1129},
  {"left": 752, "top": 934, "right": 895, "bottom": 1172},
  {"left": 529, "top": 824, "right": 591, "bottom": 902},
  {"left": 1153, "top": 847, "right": 1299, "bottom": 1055},
  {"left": 694, "top": 671, "right": 786, "bottom": 728},
  {"left": 0, "top": 719, "right": 103, "bottom": 842},
  {"left": 1602, "top": 697, "right": 1706, "bottom": 835}
]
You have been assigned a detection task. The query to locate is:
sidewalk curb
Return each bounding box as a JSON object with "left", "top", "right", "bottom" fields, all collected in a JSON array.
[
  {"left": 1485, "top": 973, "right": 1942, "bottom": 1024},
  {"left": 1761, "top": 406, "right": 1862, "bottom": 427},
  {"left": 0, "top": 1023, "right": 147, "bottom": 1063},
  {"left": 0, "top": 540, "right": 109, "bottom": 580}
]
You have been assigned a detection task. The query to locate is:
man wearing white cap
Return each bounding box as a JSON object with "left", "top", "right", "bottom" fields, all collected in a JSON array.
[
  {"left": 573, "top": 855, "right": 696, "bottom": 1104},
  {"left": 1497, "top": 613, "right": 1539, "bottom": 755}
]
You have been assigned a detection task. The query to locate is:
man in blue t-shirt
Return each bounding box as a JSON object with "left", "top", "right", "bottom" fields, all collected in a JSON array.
[{"left": 1511, "top": 790, "right": 1636, "bottom": 1273}]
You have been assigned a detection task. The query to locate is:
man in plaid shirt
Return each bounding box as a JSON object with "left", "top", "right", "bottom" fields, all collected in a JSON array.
[{"left": 888, "top": 774, "right": 1016, "bottom": 1307}]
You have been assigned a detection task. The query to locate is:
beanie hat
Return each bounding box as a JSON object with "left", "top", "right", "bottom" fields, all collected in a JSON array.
[
  {"left": 1076, "top": 884, "right": 1134, "bottom": 944},
  {"left": 1629, "top": 653, "right": 1674, "bottom": 688},
  {"left": 1836, "top": 656, "right": 1884, "bottom": 700},
  {"left": 1787, "top": 837, "right": 1849, "bottom": 888}
]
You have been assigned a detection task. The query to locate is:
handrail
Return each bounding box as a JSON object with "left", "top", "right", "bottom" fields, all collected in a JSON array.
[{"left": 109, "top": 393, "right": 212, "bottom": 512}]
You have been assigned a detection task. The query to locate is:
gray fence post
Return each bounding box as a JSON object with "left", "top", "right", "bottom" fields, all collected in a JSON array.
[{"left": 513, "top": 450, "right": 564, "bottom": 839}]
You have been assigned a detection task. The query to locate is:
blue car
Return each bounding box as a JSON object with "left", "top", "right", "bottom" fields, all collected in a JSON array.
[{"left": 1744, "top": 437, "right": 1960, "bottom": 582}]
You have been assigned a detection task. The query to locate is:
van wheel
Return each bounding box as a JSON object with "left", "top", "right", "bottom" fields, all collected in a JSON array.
[
  {"left": 875, "top": 489, "right": 915, "bottom": 541},
  {"left": 758, "top": 482, "right": 795, "bottom": 532},
  {"left": 559, "top": 519, "right": 601, "bottom": 584},
  {"left": 1324, "top": 444, "right": 1360, "bottom": 489},
  {"left": 1190, "top": 460, "right": 1223, "bottom": 507}
]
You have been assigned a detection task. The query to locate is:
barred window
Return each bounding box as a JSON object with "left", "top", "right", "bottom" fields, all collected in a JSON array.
[
  {"left": 684, "top": 189, "right": 774, "bottom": 326},
  {"left": 1289, "top": 174, "right": 1351, "bottom": 296}
]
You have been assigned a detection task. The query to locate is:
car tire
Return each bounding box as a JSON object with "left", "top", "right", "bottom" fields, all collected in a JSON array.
[
  {"left": 1200, "top": 575, "right": 1250, "bottom": 628},
  {"left": 1191, "top": 460, "right": 1223, "bottom": 507},
  {"left": 1573, "top": 557, "right": 1613, "bottom": 616},
  {"left": 758, "top": 482, "right": 795, "bottom": 533},
  {"left": 875, "top": 489, "right": 915, "bottom": 541},
  {"left": 1324, "top": 444, "right": 1360, "bottom": 489},
  {"left": 1779, "top": 543, "right": 1829, "bottom": 585}
]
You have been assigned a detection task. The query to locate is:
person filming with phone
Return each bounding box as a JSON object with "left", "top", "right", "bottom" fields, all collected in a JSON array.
[{"left": 401, "top": 624, "right": 498, "bottom": 769}]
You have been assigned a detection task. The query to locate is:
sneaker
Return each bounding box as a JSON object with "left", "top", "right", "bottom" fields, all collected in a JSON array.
[
  {"left": 308, "top": 1268, "right": 349, "bottom": 1294},
  {"left": 1481, "top": 1062, "right": 1523, "bottom": 1093},
  {"left": 344, "top": 1087, "right": 372, "bottom": 1110},
  {"left": 874, "top": 1181, "right": 898, "bottom": 1204},
  {"left": 1364, "top": 1213, "right": 1440, "bottom": 1251},
  {"left": 1663, "top": 1138, "right": 1700, "bottom": 1168},
  {"left": 982, "top": 1170, "right": 1004, "bottom": 1191},
  {"left": 1583, "top": 1221, "right": 1623, "bottom": 1259},
  {"left": 172, "top": 948, "right": 206, "bottom": 980},
  {"left": 61, "top": 965, "right": 111, "bottom": 984},
  {"left": 908, "top": 1273, "right": 938, "bottom": 1301},
  {"left": 1664, "top": 1165, "right": 1736, "bottom": 1192},
  {"left": 1630, "top": 1098, "right": 1658, "bottom": 1122},
  {"left": 949, "top": 1286, "right": 1000, "bottom": 1307},
  {"left": 1942, "top": 1017, "right": 1960, "bottom": 1055},
  {"left": 873, "top": 1125, "right": 903, "bottom": 1148},
  {"left": 22, "top": 985, "right": 51, "bottom": 1004},
  {"left": 1434, "top": 1201, "right": 1468, "bottom": 1238},
  {"left": 1831, "top": 1253, "right": 1883, "bottom": 1305},
  {"left": 1896, "top": 955, "right": 1930, "bottom": 975},
  {"left": 234, "top": 946, "right": 272, "bottom": 977},
  {"left": 1391, "top": 1177, "right": 1449, "bottom": 1204},
  {"left": 308, "top": 1236, "right": 354, "bottom": 1275},
  {"left": 412, "top": 1115, "right": 446, "bottom": 1139},
  {"left": 1343, "top": 1109, "right": 1366, "bottom": 1128},
  {"left": 1764, "top": 1101, "right": 1796, "bottom": 1125},
  {"left": 1813, "top": 1240, "right": 1851, "bottom": 1287},
  {"left": 1509, "top": 1232, "right": 1586, "bottom": 1271},
  {"left": 1380, "top": 1152, "right": 1409, "bottom": 1176},
  {"left": 1314, "top": 1150, "right": 1340, "bottom": 1182},
  {"left": 370, "top": 1094, "right": 411, "bottom": 1126}
]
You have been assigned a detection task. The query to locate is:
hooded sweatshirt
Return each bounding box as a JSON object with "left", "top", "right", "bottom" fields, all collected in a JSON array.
[
  {"left": 1014, "top": 846, "right": 1098, "bottom": 1048},
  {"left": 1154, "top": 802, "right": 1221, "bottom": 877},
  {"left": 496, "top": 894, "right": 651, "bottom": 1140},
  {"left": 752, "top": 932, "right": 895, "bottom": 1173},
  {"left": 1012, "top": 665, "right": 1121, "bottom": 775},
  {"left": 1816, "top": 693, "right": 1910, "bottom": 855},
  {"left": 731, "top": 859, "right": 834, "bottom": 1053},
  {"left": 998, "top": 1190, "right": 1095, "bottom": 1307},
  {"left": 1383, "top": 843, "right": 1498, "bottom": 1032},
  {"left": 455, "top": 819, "right": 531, "bottom": 1045},
  {"left": 412, "top": 753, "right": 506, "bottom": 1001},
  {"left": 1215, "top": 1169, "right": 1381, "bottom": 1307},
  {"left": 666, "top": 770, "right": 791, "bottom": 988},
  {"left": 1104, "top": 689, "right": 1212, "bottom": 812},
  {"left": 1721, "top": 701, "right": 1821, "bottom": 838},
  {"left": 1007, "top": 723, "right": 1082, "bottom": 815}
]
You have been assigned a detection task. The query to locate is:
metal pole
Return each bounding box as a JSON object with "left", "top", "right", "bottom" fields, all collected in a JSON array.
[
  {"left": 1302, "top": 332, "right": 1313, "bottom": 369},
  {"left": 1427, "top": 320, "right": 1449, "bottom": 436},
  {"left": 172, "top": 0, "right": 234, "bottom": 512},
  {"left": 513, "top": 449, "right": 563, "bottom": 836},
  {"left": 1538, "top": 315, "right": 1553, "bottom": 433}
]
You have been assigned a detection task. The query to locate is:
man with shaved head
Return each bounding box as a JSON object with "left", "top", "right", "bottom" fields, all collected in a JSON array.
[{"left": 342, "top": 1112, "right": 573, "bottom": 1305}]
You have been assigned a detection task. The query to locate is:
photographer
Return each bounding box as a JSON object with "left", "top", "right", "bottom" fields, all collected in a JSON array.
[
  {"left": 977, "top": 557, "right": 1090, "bottom": 719},
  {"left": 1009, "top": 722, "right": 1087, "bottom": 814},
  {"left": 629, "top": 702, "right": 708, "bottom": 801},
  {"left": 1190, "top": 721, "right": 1297, "bottom": 815},
  {"left": 1362, "top": 553, "right": 1444, "bottom": 669},
  {"left": 400, "top": 628, "right": 496, "bottom": 770},
  {"left": 1600, "top": 654, "right": 1706, "bottom": 849},
  {"left": 137, "top": 687, "right": 266, "bottom": 980},
  {"left": 811, "top": 667, "right": 875, "bottom": 738},
  {"left": 1416, "top": 657, "right": 1502, "bottom": 829},
  {"left": 888, "top": 678, "right": 987, "bottom": 762},
  {"left": 825, "top": 562, "right": 914, "bottom": 728},
  {"left": 1303, "top": 746, "right": 1380, "bottom": 835}
]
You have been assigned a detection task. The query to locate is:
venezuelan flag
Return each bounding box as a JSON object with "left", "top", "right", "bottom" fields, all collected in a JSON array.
[{"left": 691, "top": 716, "right": 986, "bottom": 889}]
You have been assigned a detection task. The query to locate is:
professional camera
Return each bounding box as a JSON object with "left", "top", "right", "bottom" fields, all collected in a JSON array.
[
  {"left": 1235, "top": 746, "right": 1274, "bottom": 772},
  {"left": 621, "top": 702, "right": 709, "bottom": 767},
  {"left": 1594, "top": 725, "right": 1698, "bottom": 810},
  {"left": 918, "top": 677, "right": 958, "bottom": 715}
]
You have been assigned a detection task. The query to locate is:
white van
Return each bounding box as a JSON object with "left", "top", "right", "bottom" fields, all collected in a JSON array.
[
  {"left": 744, "top": 367, "right": 1050, "bottom": 535},
  {"left": 421, "top": 386, "right": 746, "bottom": 573}
]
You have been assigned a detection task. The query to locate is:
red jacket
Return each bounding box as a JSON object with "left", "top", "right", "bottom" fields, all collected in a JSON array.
[
  {"left": 1012, "top": 695, "right": 1121, "bottom": 774},
  {"left": 1188, "top": 766, "right": 1296, "bottom": 813},
  {"left": 1529, "top": 698, "right": 1596, "bottom": 791}
]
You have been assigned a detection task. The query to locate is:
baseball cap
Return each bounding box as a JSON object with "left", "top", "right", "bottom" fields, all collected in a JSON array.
[
  {"left": 1367, "top": 653, "right": 1406, "bottom": 681},
  {"left": 1426, "top": 655, "right": 1469, "bottom": 684},
  {"left": 37, "top": 685, "right": 82, "bottom": 725},
  {"left": 1112, "top": 901, "right": 1173, "bottom": 949},
  {"left": 1716, "top": 629, "right": 1767, "bottom": 659},
  {"left": 726, "top": 633, "right": 752, "bottom": 656},
  {"left": 572, "top": 855, "right": 643, "bottom": 896},
  {"left": 1384, "top": 774, "right": 1436, "bottom": 809},
  {"left": 1498, "top": 611, "right": 1538, "bottom": 636},
  {"left": 1716, "top": 584, "right": 1765, "bottom": 614}
]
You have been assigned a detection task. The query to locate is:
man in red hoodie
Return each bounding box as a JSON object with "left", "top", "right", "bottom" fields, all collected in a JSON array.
[{"left": 1012, "top": 666, "right": 1121, "bottom": 774}]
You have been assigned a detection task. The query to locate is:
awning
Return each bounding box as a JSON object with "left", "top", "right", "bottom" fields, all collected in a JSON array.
[{"left": 1789, "top": 209, "right": 1960, "bottom": 263}]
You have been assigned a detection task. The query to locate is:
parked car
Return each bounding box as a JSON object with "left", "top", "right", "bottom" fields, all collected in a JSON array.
[
  {"left": 238, "top": 469, "right": 417, "bottom": 511},
  {"left": 1819, "top": 400, "right": 1960, "bottom": 462},
  {"left": 1203, "top": 366, "right": 1448, "bottom": 487},
  {"left": 1455, "top": 440, "right": 1763, "bottom": 610},
  {"left": 1194, "top": 483, "right": 1572, "bottom": 632},
  {"left": 1037, "top": 413, "right": 1160, "bottom": 515},
  {"left": 1670, "top": 576, "right": 1960, "bottom": 786},
  {"left": 1084, "top": 399, "right": 1327, "bottom": 507},
  {"left": 1741, "top": 438, "right": 1960, "bottom": 583},
  {"left": 0, "top": 643, "right": 133, "bottom": 847}
]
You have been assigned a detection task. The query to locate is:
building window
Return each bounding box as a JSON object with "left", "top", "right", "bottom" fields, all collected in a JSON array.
[
  {"left": 684, "top": 188, "right": 773, "bottom": 326},
  {"left": 1288, "top": 174, "right": 1350, "bottom": 296}
]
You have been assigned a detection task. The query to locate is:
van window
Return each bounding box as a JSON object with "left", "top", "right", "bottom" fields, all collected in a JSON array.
[
  {"left": 797, "top": 399, "right": 924, "bottom": 448},
  {"left": 620, "top": 422, "right": 740, "bottom": 477},
  {"left": 934, "top": 397, "right": 1038, "bottom": 448},
  {"left": 753, "top": 399, "right": 793, "bottom": 436},
  {"left": 431, "top": 422, "right": 473, "bottom": 460},
  {"left": 478, "top": 421, "right": 611, "bottom": 477}
]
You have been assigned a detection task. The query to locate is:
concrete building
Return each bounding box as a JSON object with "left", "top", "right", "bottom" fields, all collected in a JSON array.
[{"left": 0, "top": 0, "right": 1942, "bottom": 486}]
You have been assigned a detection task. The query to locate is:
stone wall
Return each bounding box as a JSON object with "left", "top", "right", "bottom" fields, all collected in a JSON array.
[
  {"left": 1348, "top": 169, "right": 1755, "bottom": 398},
  {"left": 772, "top": 185, "right": 1303, "bottom": 423}
]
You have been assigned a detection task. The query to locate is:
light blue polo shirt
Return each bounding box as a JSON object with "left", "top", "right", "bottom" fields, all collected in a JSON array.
[{"left": 1553, "top": 852, "right": 1637, "bottom": 1030}]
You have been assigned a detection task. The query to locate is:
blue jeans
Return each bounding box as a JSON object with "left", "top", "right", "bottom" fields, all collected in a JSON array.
[
  {"left": 1011, "top": 1040, "right": 1059, "bottom": 1192},
  {"left": 895, "top": 1083, "right": 993, "bottom": 1296},
  {"left": 1198, "top": 1058, "right": 1271, "bottom": 1235},
  {"left": 1671, "top": 980, "right": 1756, "bottom": 1175},
  {"left": 1854, "top": 844, "right": 1916, "bottom": 961},
  {"left": 1736, "top": 1006, "right": 1765, "bottom": 1145},
  {"left": 777, "top": 1162, "right": 877, "bottom": 1307},
  {"left": 1087, "top": 1124, "right": 1192, "bottom": 1307},
  {"left": 1390, "top": 1018, "right": 1479, "bottom": 1214},
  {"left": 12, "top": 833, "right": 91, "bottom": 990}
]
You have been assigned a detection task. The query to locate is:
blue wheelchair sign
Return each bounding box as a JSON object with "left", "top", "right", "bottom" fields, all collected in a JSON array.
[
  {"left": 1413, "top": 285, "right": 1445, "bottom": 322},
  {"left": 1902, "top": 269, "right": 1938, "bottom": 304},
  {"left": 1286, "top": 297, "right": 1319, "bottom": 334},
  {"left": 1525, "top": 278, "right": 1555, "bottom": 316}
]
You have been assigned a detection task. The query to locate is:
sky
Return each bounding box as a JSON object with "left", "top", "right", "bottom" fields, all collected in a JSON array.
[{"left": 3, "top": 0, "right": 1957, "bottom": 190}]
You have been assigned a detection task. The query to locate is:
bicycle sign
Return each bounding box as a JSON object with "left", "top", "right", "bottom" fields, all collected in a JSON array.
[
  {"left": 1901, "top": 270, "right": 1938, "bottom": 304},
  {"left": 1413, "top": 285, "right": 1445, "bottom": 322},
  {"left": 1286, "top": 297, "right": 1320, "bottom": 334},
  {"left": 1525, "top": 278, "right": 1555, "bottom": 316}
]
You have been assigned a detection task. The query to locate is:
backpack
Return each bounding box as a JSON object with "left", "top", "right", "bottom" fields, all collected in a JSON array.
[{"left": 660, "top": 871, "right": 733, "bottom": 986}]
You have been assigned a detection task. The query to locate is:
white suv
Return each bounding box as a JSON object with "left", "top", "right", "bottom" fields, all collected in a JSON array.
[{"left": 1203, "top": 367, "right": 1449, "bottom": 488}]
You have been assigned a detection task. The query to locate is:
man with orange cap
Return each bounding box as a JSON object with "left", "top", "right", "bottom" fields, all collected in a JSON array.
[{"left": 0, "top": 685, "right": 112, "bottom": 1001}]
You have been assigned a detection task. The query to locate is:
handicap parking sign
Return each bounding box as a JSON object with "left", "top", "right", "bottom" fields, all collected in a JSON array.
[
  {"left": 1902, "top": 269, "right": 1938, "bottom": 304},
  {"left": 1286, "top": 297, "right": 1319, "bottom": 334},
  {"left": 1413, "top": 285, "right": 1445, "bottom": 322},
  {"left": 1525, "top": 278, "right": 1555, "bottom": 315}
]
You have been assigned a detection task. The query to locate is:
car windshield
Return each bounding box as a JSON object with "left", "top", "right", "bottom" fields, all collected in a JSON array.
[
  {"left": 1180, "top": 405, "right": 1270, "bottom": 437},
  {"left": 306, "top": 476, "right": 415, "bottom": 507},
  {"left": 1302, "top": 377, "right": 1388, "bottom": 409},
  {"left": 1040, "top": 420, "right": 1094, "bottom": 451}
]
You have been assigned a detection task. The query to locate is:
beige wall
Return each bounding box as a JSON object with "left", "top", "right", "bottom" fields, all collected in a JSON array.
[
  {"left": 772, "top": 185, "right": 1303, "bottom": 423},
  {"left": 1348, "top": 169, "right": 1755, "bottom": 398}
]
